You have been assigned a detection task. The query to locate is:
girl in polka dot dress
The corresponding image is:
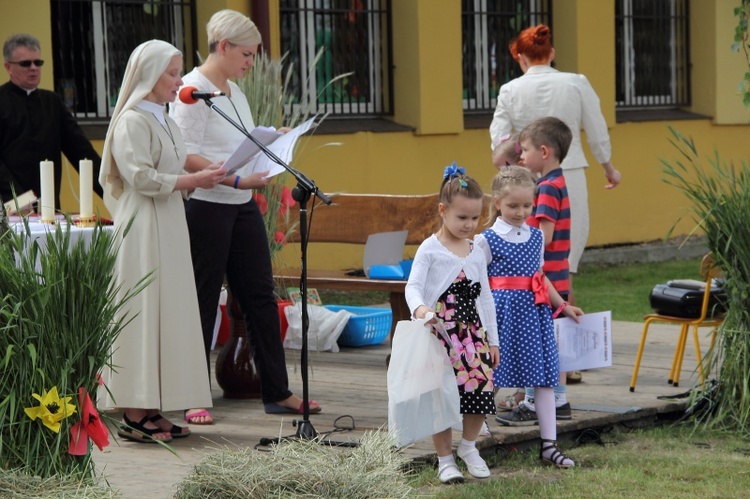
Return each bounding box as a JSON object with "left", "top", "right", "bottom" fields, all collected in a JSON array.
[
  {"left": 405, "top": 164, "right": 500, "bottom": 484},
  {"left": 475, "top": 165, "right": 583, "bottom": 469}
]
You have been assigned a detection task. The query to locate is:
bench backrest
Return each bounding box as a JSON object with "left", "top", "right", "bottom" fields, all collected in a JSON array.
[{"left": 283, "top": 193, "right": 493, "bottom": 245}]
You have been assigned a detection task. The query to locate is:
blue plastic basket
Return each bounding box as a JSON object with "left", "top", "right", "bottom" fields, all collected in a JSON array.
[{"left": 324, "top": 305, "right": 392, "bottom": 347}]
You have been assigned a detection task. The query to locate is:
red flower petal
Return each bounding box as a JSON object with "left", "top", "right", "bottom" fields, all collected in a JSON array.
[
  {"left": 254, "top": 193, "right": 268, "bottom": 215},
  {"left": 68, "top": 422, "right": 89, "bottom": 455},
  {"left": 274, "top": 231, "right": 286, "bottom": 245},
  {"left": 68, "top": 387, "right": 109, "bottom": 454},
  {"left": 280, "top": 186, "right": 296, "bottom": 208}
]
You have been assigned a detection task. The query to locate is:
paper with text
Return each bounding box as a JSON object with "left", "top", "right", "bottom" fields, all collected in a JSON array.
[
  {"left": 222, "top": 118, "right": 316, "bottom": 179},
  {"left": 554, "top": 310, "right": 613, "bottom": 372}
]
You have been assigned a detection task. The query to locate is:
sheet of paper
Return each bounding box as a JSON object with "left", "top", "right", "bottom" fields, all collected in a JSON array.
[
  {"left": 223, "top": 118, "right": 317, "bottom": 179},
  {"left": 554, "top": 310, "right": 613, "bottom": 372},
  {"left": 222, "top": 126, "right": 282, "bottom": 176},
  {"left": 253, "top": 118, "right": 317, "bottom": 178}
]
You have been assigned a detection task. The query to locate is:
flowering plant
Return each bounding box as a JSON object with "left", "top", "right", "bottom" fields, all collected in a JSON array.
[
  {"left": 0, "top": 214, "right": 149, "bottom": 479},
  {"left": 237, "top": 52, "right": 301, "bottom": 270},
  {"left": 253, "top": 184, "right": 297, "bottom": 258},
  {"left": 237, "top": 49, "right": 349, "bottom": 274}
]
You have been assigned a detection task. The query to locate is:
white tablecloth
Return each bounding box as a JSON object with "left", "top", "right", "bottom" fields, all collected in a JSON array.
[{"left": 9, "top": 215, "right": 113, "bottom": 268}]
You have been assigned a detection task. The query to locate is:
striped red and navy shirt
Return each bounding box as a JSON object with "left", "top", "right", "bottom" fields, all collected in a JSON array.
[{"left": 526, "top": 168, "right": 570, "bottom": 295}]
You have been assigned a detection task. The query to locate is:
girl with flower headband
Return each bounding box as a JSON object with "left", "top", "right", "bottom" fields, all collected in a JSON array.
[
  {"left": 475, "top": 165, "right": 583, "bottom": 469},
  {"left": 405, "top": 163, "right": 499, "bottom": 484},
  {"left": 492, "top": 133, "right": 522, "bottom": 169}
]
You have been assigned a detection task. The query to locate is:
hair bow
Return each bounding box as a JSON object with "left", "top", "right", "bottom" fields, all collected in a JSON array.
[
  {"left": 443, "top": 162, "right": 467, "bottom": 179},
  {"left": 495, "top": 134, "right": 511, "bottom": 148}
]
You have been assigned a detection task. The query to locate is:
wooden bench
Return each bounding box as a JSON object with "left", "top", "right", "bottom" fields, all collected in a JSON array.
[{"left": 274, "top": 193, "right": 491, "bottom": 337}]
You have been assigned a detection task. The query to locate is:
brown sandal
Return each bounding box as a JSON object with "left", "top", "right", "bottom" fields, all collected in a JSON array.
[
  {"left": 149, "top": 413, "right": 191, "bottom": 438},
  {"left": 117, "top": 415, "right": 173, "bottom": 444},
  {"left": 539, "top": 439, "right": 574, "bottom": 469}
]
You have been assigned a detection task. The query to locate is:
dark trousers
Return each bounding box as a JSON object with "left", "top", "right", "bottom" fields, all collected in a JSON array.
[{"left": 185, "top": 197, "right": 292, "bottom": 404}]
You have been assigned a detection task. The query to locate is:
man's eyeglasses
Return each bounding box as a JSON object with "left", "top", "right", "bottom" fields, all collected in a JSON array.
[{"left": 8, "top": 59, "right": 44, "bottom": 68}]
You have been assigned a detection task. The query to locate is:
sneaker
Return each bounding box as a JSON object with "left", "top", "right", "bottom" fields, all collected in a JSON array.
[
  {"left": 556, "top": 402, "right": 572, "bottom": 420},
  {"left": 495, "top": 402, "right": 538, "bottom": 426},
  {"left": 438, "top": 463, "right": 464, "bottom": 484},
  {"left": 496, "top": 402, "right": 572, "bottom": 426}
]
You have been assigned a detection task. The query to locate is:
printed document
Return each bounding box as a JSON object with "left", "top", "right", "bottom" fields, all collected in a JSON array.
[
  {"left": 554, "top": 310, "right": 613, "bottom": 372},
  {"left": 222, "top": 118, "right": 316, "bottom": 178}
]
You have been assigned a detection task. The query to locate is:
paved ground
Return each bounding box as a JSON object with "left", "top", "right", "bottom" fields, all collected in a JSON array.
[{"left": 93, "top": 319, "right": 715, "bottom": 497}]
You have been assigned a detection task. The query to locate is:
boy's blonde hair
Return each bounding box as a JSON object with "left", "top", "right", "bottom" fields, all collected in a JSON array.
[{"left": 487, "top": 165, "right": 537, "bottom": 223}]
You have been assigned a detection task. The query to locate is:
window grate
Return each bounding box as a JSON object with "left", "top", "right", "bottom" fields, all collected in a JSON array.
[
  {"left": 461, "top": 0, "right": 552, "bottom": 113},
  {"left": 279, "top": 0, "right": 392, "bottom": 117},
  {"left": 616, "top": 0, "right": 690, "bottom": 109},
  {"left": 51, "top": 0, "right": 197, "bottom": 121}
]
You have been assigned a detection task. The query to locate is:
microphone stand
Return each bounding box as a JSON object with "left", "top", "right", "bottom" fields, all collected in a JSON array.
[{"left": 197, "top": 97, "right": 355, "bottom": 446}]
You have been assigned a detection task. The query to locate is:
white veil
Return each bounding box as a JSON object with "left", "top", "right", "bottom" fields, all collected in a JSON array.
[{"left": 98, "top": 39, "right": 182, "bottom": 214}]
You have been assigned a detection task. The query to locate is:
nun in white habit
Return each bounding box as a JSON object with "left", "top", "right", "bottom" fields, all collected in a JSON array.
[{"left": 98, "top": 39, "right": 226, "bottom": 443}]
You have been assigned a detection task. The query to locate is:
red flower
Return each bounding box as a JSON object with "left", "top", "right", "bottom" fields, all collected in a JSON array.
[
  {"left": 274, "top": 231, "right": 287, "bottom": 245},
  {"left": 254, "top": 193, "right": 268, "bottom": 215},
  {"left": 280, "top": 186, "right": 296, "bottom": 210},
  {"left": 69, "top": 387, "right": 109, "bottom": 455}
]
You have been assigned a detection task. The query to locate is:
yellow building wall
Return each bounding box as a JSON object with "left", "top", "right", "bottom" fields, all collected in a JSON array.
[
  {"left": 3, "top": 0, "right": 750, "bottom": 271},
  {"left": 553, "top": 0, "right": 616, "bottom": 126}
]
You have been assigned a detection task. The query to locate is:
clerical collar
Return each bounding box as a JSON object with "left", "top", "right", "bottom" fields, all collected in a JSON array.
[
  {"left": 135, "top": 100, "right": 167, "bottom": 125},
  {"left": 8, "top": 81, "right": 37, "bottom": 96}
]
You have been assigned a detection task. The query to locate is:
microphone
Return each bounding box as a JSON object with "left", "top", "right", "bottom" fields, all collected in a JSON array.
[{"left": 178, "top": 86, "right": 225, "bottom": 104}]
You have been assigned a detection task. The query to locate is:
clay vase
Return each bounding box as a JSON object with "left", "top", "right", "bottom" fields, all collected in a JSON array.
[{"left": 215, "top": 290, "right": 262, "bottom": 399}]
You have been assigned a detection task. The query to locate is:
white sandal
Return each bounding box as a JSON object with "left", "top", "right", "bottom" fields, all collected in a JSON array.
[
  {"left": 457, "top": 446, "right": 491, "bottom": 478},
  {"left": 438, "top": 463, "right": 464, "bottom": 484}
]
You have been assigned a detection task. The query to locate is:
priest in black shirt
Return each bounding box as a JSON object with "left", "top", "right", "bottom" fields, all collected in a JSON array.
[{"left": 0, "top": 33, "right": 103, "bottom": 208}]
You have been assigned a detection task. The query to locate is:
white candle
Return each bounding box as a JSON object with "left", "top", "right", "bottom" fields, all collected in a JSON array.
[
  {"left": 79, "top": 159, "right": 93, "bottom": 218},
  {"left": 39, "top": 160, "right": 55, "bottom": 222}
]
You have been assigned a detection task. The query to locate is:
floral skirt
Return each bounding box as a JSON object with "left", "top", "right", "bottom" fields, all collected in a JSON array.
[{"left": 435, "top": 271, "right": 496, "bottom": 415}]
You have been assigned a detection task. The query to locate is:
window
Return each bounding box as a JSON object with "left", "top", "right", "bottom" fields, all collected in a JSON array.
[
  {"left": 51, "top": 0, "right": 197, "bottom": 120},
  {"left": 616, "top": 0, "right": 690, "bottom": 109},
  {"left": 461, "top": 0, "right": 551, "bottom": 113},
  {"left": 279, "top": 0, "right": 392, "bottom": 117}
]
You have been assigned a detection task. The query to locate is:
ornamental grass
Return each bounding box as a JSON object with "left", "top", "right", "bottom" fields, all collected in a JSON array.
[
  {"left": 0, "top": 213, "right": 149, "bottom": 479},
  {"left": 174, "top": 431, "right": 413, "bottom": 498},
  {"left": 661, "top": 126, "right": 750, "bottom": 433}
]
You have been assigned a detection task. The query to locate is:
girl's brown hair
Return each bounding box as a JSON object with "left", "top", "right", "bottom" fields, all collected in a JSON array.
[{"left": 440, "top": 165, "right": 484, "bottom": 207}]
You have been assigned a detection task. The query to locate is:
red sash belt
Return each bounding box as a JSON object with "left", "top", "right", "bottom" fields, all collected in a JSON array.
[{"left": 489, "top": 272, "right": 551, "bottom": 306}]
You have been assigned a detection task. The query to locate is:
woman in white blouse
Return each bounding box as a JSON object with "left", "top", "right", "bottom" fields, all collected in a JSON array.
[
  {"left": 170, "top": 10, "right": 318, "bottom": 423},
  {"left": 489, "top": 24, "right": 622, "bottom": 305}
]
